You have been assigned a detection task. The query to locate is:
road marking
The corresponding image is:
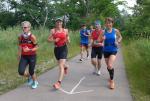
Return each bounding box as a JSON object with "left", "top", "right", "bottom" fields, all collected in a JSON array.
[
  {"left": 59, "top": 88, "right": 71, "bottom": 95},
  {"left": 70, "top": 76, "right": 85, "bottom": 93},
  {"left": 59, "top": 77, "right": 94, "bottom": 95},
  {"left": 71, "top": 90, "right": 94, "bottom": 94}
]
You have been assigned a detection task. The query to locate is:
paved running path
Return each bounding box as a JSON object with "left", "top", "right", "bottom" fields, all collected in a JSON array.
[{"left": 0, "top": 49, "right": 133, "bottom": 101}]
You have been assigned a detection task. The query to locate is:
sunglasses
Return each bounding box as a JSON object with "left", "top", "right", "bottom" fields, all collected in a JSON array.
[{"left": 22, "top": 27, "right": 29, "bottom": 29}]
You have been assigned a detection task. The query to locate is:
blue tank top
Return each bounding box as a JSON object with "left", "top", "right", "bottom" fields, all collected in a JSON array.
[
  {"left": 103, "top": 28, "right": 118, "bottom": 52},
  {"left": 80, "top": 29, "right": 89, "bottom": 44}
]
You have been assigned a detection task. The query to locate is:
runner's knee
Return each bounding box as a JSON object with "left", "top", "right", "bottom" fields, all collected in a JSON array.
[{"left": 18, "top": 70, "right": 25, "bottom": 76}]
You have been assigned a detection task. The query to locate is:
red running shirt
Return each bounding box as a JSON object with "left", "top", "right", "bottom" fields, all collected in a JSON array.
[
  {"left": 52, "top": 29, "right": 67, "bottom": 47},
  {"left": 91, "top": 29, "right": 103, "bottom": 47},
  {"left": 19, "top": 34, "right": 36, "bottom": 55}
]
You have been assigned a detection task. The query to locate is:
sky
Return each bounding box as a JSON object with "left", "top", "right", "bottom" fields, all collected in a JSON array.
[{"left": 117, "top": 0, "right": 137, "bottom": 14}]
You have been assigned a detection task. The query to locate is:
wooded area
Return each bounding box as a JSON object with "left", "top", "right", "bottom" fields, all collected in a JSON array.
[
  {"left": 0, "top": 0, "right": 149, "bottom": 36},
  {"left": 0, "top": 0, "right": 124, "bottom": 30}
]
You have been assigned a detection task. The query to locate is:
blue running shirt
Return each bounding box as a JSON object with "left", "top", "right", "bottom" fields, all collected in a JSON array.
[
  {"left": 103, "top": 28, "right": 118, "bottom": 52},
  {"left": 80, "top": 29, "right": 89, "bottom": 44}
]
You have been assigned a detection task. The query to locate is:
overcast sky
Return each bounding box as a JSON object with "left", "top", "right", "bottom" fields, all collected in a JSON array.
[{"left": 118, "top": 0, "right": 137, "bottom": 14}]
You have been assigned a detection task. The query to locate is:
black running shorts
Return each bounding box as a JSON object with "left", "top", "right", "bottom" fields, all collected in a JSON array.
[{"left": 54, "top": 45, "right": 68, "bottom": 60}]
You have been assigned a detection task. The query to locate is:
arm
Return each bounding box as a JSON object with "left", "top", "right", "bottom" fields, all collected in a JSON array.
[
  {"left": 89, "top": 32, "right": 94, "bottom": 46},
  {"left": 115, "top": 29, "right": 122, "bottom": 43},
  {"left": 23, "top": 34, "right": 38, "bottom": 52},
  {"left": 47, "top": 29, "right": 60, "bottom": 43},
  {"left": 65, "top": 29, "right": 70, "bottom": 44},
  {"left": 97, "top": 30, "right": 105, "bottom": 43},
  {"left": 83, "top": 30, "right": 90, "bottom": 37},
  {"left": 30, "top": 34, "right": 38, "bottom": 51},
  {"left": 80, "top": 30, "right": 89, "bottom": 37},
  {"left": 18, "top": 36, "right": 22, "bottom": 60},
  {"left": 48, "top": 29, "right": 55, "bottom": 42}
]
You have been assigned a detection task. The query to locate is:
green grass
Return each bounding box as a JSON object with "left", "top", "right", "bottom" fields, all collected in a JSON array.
[
  {"left": 122, "top": 39, "right": 150, "bottom": 101},
  {"left": 0, "top": 27, "right": 80, "bottom": 95}
]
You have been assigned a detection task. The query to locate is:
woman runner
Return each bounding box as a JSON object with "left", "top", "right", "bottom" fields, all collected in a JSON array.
[
  {"left": 18, "top": 21, "right": 39, "bottom": 89},
  {"left": 48, "top": 18, "right": 70, "bottom": 89},
  {"left": 103, "top": 17, "right": 122, "bottom": 89}
]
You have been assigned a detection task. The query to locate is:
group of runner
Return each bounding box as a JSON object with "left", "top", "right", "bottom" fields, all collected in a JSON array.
[
  {"left": 79, "top": 18, "right": 122, "bottom": 89},
  {"left": 17, "top": 17, "right": 122, "bottom": 90}
]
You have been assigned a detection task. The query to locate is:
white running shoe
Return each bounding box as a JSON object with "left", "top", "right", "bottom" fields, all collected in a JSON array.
[
  {"left": 31, "top": 81, "right": 39, "bottom": 89},
  {"left": 79, "top": 59, "right": 83, "bottom": 62},
  {"left": 97, "top": 70, "right": 101, "bottom": 76},
  {"left": 86, "top": 56, "right": 90, "bottom": 59}
]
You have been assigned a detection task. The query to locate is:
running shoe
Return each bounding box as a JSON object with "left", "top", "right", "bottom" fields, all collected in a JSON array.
[
  {"left": 79, "top": 59, "right": 83, "bottom": 62},
  {"left": 87, "top": 54, "right": 90, "bottom": 59},
  {"left": 97, "top": 70, "right": 101, "bottom": 76},
  {"left": 109, "top": 80, "right": 115, "bottom": 89},
  {"left": 53, "top": 82, "right": 61, "bottom": 89},
  {"left": 31, "top": 81, "right": 39, "bottom": 89}
]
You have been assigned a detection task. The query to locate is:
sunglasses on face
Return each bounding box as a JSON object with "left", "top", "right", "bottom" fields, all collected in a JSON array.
[{"left": 22, "top": 27, "right": 29, "bottom": 29}]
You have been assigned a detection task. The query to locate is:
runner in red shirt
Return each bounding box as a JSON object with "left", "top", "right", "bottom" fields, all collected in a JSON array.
[
  {"left": 90, "top": 20, "right": 104, "bottom": 75},
  {"left": 48, "top": 18, "right": 70, "bottom": 89},
  {"left": 18, "top": 21, "right": 38, "bottom": 89}
]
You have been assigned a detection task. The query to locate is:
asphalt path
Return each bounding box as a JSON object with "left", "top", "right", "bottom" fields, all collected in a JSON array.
[{"left": 0, "top": 49, "right": 133, "bottom": 101}]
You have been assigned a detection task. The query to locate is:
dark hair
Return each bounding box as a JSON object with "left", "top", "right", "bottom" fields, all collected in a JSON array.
[
  {"left": 81, "top": 24, "right": 86, "bottom": 27},
  {"left": 105, "top": 17, "right": 114, "bottom": 24}
]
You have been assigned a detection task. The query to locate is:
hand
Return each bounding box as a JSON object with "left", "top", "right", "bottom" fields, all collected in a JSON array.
[
  {"left": 23, "top": 46, "right": 31, "bottom": 52},
  {"left": 66, "top": 39, "right": 70, "bottom": 44},
  {"left": 17, "top": 55, "right": 21, "bottom": 60},
  {"left": 115, "top": 41, "right": 120, "bottom": 47},
  {"left": 55, "top": 38, "right": 60, "bottom": 42},
  {"left": 97, "top": 43, "right": 103, "bottom": 46},
  {"left": 88, "top": 43, "right": 92, "bottom": 47}
]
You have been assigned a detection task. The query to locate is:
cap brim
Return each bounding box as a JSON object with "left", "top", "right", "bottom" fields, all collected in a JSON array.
[{"left": 55, "top": 19, "right": 63, "bottom": 22}]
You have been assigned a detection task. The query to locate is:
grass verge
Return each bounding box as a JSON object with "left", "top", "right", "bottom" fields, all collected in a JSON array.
[
  {"left": 122, "top": 39, "right": 150, "bottom": 101},
  {"left": 0, "top": 27, "right": 80, "bottom": 95}
]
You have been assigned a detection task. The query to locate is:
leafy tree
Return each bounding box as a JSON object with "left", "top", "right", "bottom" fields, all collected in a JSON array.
[
  {"left": 8, "top": 0, "right": 52, "bottom": 28},
  {"left": 0, "top": 11, "right": 16, "bottom": 29}
]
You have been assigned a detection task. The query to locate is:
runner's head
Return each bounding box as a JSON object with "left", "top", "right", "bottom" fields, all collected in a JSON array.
[
  {"left": 21, "top": 21, "right": 31, "bottom": 33},
  {"left": 55, "top": 18, "right": 63, "bottom": 28},
  {"left": 105, "top": 17, "right": 114, "bottom": 29},
  {"left": 90, "top": 25, "right": 94, "bottom": 30},
  {"left": 94, "top": 20, "right": 101, "bottom": 30},
  {"left": 81, "top": 24, "right": 86, "bottom": 29}
]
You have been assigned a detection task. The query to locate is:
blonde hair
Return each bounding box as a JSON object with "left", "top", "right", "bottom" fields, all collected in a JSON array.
[{"left": 21, "top": 21, "right": 31, "bottom": 28}]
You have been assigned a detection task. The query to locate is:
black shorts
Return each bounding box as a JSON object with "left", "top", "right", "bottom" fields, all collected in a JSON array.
[
  {"left": 18, "top": 55, "right": 36, "bottom": 76},
  {"left": 54, "top": 45, "right": 68, "bottom": 60},
  {"left": 91, "top": 46, "right": 103, "bottom": 59},
  {"left": 80, "top": 43, "right": 88, "bottom": 48},
  {"left": 104, "top": 51, "right": 117, "bottom": 58}
]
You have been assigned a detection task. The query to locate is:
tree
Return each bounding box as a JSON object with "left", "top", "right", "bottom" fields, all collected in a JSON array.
[
  {"left": 8, "top": 0, "right": 52, "bottom": 28},
  {"left": 0, "top": 0, "right": 122, "bottom": 30}
]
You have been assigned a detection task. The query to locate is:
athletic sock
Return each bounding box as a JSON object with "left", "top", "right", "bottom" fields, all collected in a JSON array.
[{"left": 107, "top": 68, "right": 114, "bottom": 80}]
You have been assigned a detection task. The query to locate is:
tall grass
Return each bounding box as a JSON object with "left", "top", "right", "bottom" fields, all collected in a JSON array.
[
  {"left": 0, "top": 27, "right": 80, "bottom": 94},
  {"left": 122, "top": 39, "right": 150, "bottom": 101}
]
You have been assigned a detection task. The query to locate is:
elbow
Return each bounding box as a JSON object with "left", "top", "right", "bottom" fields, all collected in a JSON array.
[{"left": 47, "top": 38, "right": 51, "bottom": 42}]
